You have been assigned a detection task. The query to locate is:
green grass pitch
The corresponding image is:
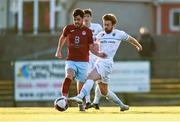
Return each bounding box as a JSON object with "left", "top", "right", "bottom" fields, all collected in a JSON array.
[{"left": 0, "top": 106, "right": 180, "bottom": 122}]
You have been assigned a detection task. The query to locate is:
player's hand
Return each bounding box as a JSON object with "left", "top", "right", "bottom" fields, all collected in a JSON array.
[
  {"left": 98, "top": 52, "right": 107, "bottom": 58},
  {"left": 92, "top": 43, "right": 99, "bottom": 52},
  {"left": 136, "top": 45, "right": 143, "bottom": 52},
  {"left": 55, "top": 51, "right": 62, "bottom": 59}
]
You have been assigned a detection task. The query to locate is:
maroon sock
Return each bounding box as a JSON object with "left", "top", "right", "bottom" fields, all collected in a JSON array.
[{"left": 61, "top": 78, "right": 72, "bottom": 96}]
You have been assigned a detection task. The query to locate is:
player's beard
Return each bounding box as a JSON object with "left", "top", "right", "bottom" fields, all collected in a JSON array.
[
  {"left": 75, "top": 23, "right": 83, "bottom": 28},
  {"left": 105, "top": 27, "right": 113, "bottom": 34}
]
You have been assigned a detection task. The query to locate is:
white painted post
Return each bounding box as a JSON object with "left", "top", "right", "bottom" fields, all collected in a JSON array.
[
  {"left": 156, "top": 4, "right": 161, "bottom": 35},
  {"left": 60, "top": 0, "right": 67, "bottom": 28},
  {"left": 34, "top": 0, "right": 38, "bottom": 35},
  {"left": 50, "top": 0, "right": 55, "bottom": 34},
  {"left": 18, "top": 0, "right": 23, "bottom": 34}
]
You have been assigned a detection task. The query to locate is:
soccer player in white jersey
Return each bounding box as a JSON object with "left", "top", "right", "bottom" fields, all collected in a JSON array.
[
  {"left": 69, "top": 13, "right": 142, "bottom": 111},
  {"left": 83, "top": 9, "right": 102, "bottom": 109}
]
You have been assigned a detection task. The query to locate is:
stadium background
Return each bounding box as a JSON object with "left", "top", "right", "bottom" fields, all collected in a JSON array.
[{"left": 0, "top": 0, "right": 180, "bottom": 108}]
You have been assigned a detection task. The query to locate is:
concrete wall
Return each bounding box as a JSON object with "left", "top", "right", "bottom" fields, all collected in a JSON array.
[
  {"left": 0, "top": 34, "right": 59, "bottom": 80},
  {"left": 70, "top": 0, "right": 155, "bottom": 35}
]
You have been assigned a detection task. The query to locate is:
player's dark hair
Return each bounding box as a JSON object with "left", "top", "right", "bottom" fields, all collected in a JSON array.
[
  {"left": 83, "top": 9, "right": 92, "bottom": 16},
  {"left": 73, "top": 8, "right": 84, "bottom": 18},
  {"left": 102, "top": 13, "right": 117, "bottom": 25}
]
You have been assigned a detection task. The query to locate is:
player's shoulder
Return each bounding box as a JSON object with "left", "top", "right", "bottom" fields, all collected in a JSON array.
[
  {"left": 67, "top": 24, "right": 75, "bottom": 28},
  {"left": 63, "top": 24, "right": 75, "bottom": 30},
  {"left": 113, "top": 29, "right": 129, "bottom": 41},
  {"left": 113, "top": 29, "right": 123, "bottom": 33},
  {"left": 113, "top": 29, "right": 127, "bottom": 35}
]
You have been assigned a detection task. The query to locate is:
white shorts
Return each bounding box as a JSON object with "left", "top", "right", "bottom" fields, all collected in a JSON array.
[{"left": 95, "top": 59, "right": 113, "bottom": 84}]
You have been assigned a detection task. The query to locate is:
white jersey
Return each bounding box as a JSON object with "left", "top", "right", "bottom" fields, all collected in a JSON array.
[
  {"left": 89, "top": 23, "right": 102, "bottom": 41},
  {"left": 96, "top": 29, "right": 129, "bottom": 60}
]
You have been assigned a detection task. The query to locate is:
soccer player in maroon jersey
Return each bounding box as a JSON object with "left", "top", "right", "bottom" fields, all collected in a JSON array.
[{"left": 55, "top": 8, "right": 106, "bottom": 111}]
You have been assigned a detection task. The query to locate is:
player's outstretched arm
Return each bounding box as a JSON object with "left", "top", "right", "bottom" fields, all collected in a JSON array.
[
  {"left": 89, "top": 44, "right": 107, "bottom": 58},
  {"left": 127, "top": 36, "right": 143, "bottom": 52},
  {"left": 55, "top": 35, "right": 67, "bottom": 59}
]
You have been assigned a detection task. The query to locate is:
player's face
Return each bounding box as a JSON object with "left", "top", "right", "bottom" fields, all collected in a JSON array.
[
  {"left": 73, "top": 15, "right": 83, "bottom": 28},
  {"left": 103, "top": 20, "right": 114, "bottom": 33},
  {"left": 83, "top": 14, "right": 92, "bottom": 25}
]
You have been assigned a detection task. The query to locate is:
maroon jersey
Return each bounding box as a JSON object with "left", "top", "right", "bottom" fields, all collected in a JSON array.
[{"left": 63, "top": 24, "right": 93, "bottom": 62}]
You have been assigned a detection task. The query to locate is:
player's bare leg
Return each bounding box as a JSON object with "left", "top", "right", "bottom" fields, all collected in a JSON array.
[{"left": 61, "top": 69, "right": 75, "bottom": 97}]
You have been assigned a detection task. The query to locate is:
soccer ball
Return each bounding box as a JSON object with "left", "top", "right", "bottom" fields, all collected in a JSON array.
[{"left": 54, "top": 96, "right": 68, "bottom": 112}]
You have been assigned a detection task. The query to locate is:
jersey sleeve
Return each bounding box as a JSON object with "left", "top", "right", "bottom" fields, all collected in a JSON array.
[
  {"left": 121, "top": 31, "right": 129, "bottom": 41},
  {"left": 62, "top": 25, "right": 69, "bottom": 37}
]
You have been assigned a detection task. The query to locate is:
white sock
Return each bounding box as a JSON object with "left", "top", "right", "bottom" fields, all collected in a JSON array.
[
  {"left": 106, "top": 89, "right": 125, "bottom": 107},
  {"left": 93, "top": 85, "right": 101, "bottom": 104},
  {"left": 85, "top": 94, "right": 91, "bottom": 103},
  {"left": 78, "top": 79, "right": 94, "bottom": 99}
]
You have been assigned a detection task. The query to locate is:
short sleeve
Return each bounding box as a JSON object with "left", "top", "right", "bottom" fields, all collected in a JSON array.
[
  {"left": 121, "top": 31, "right": 129, "bottom": 41},
  {"left": 63, "top": 25, "right": 69, "bottom": 37}
]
